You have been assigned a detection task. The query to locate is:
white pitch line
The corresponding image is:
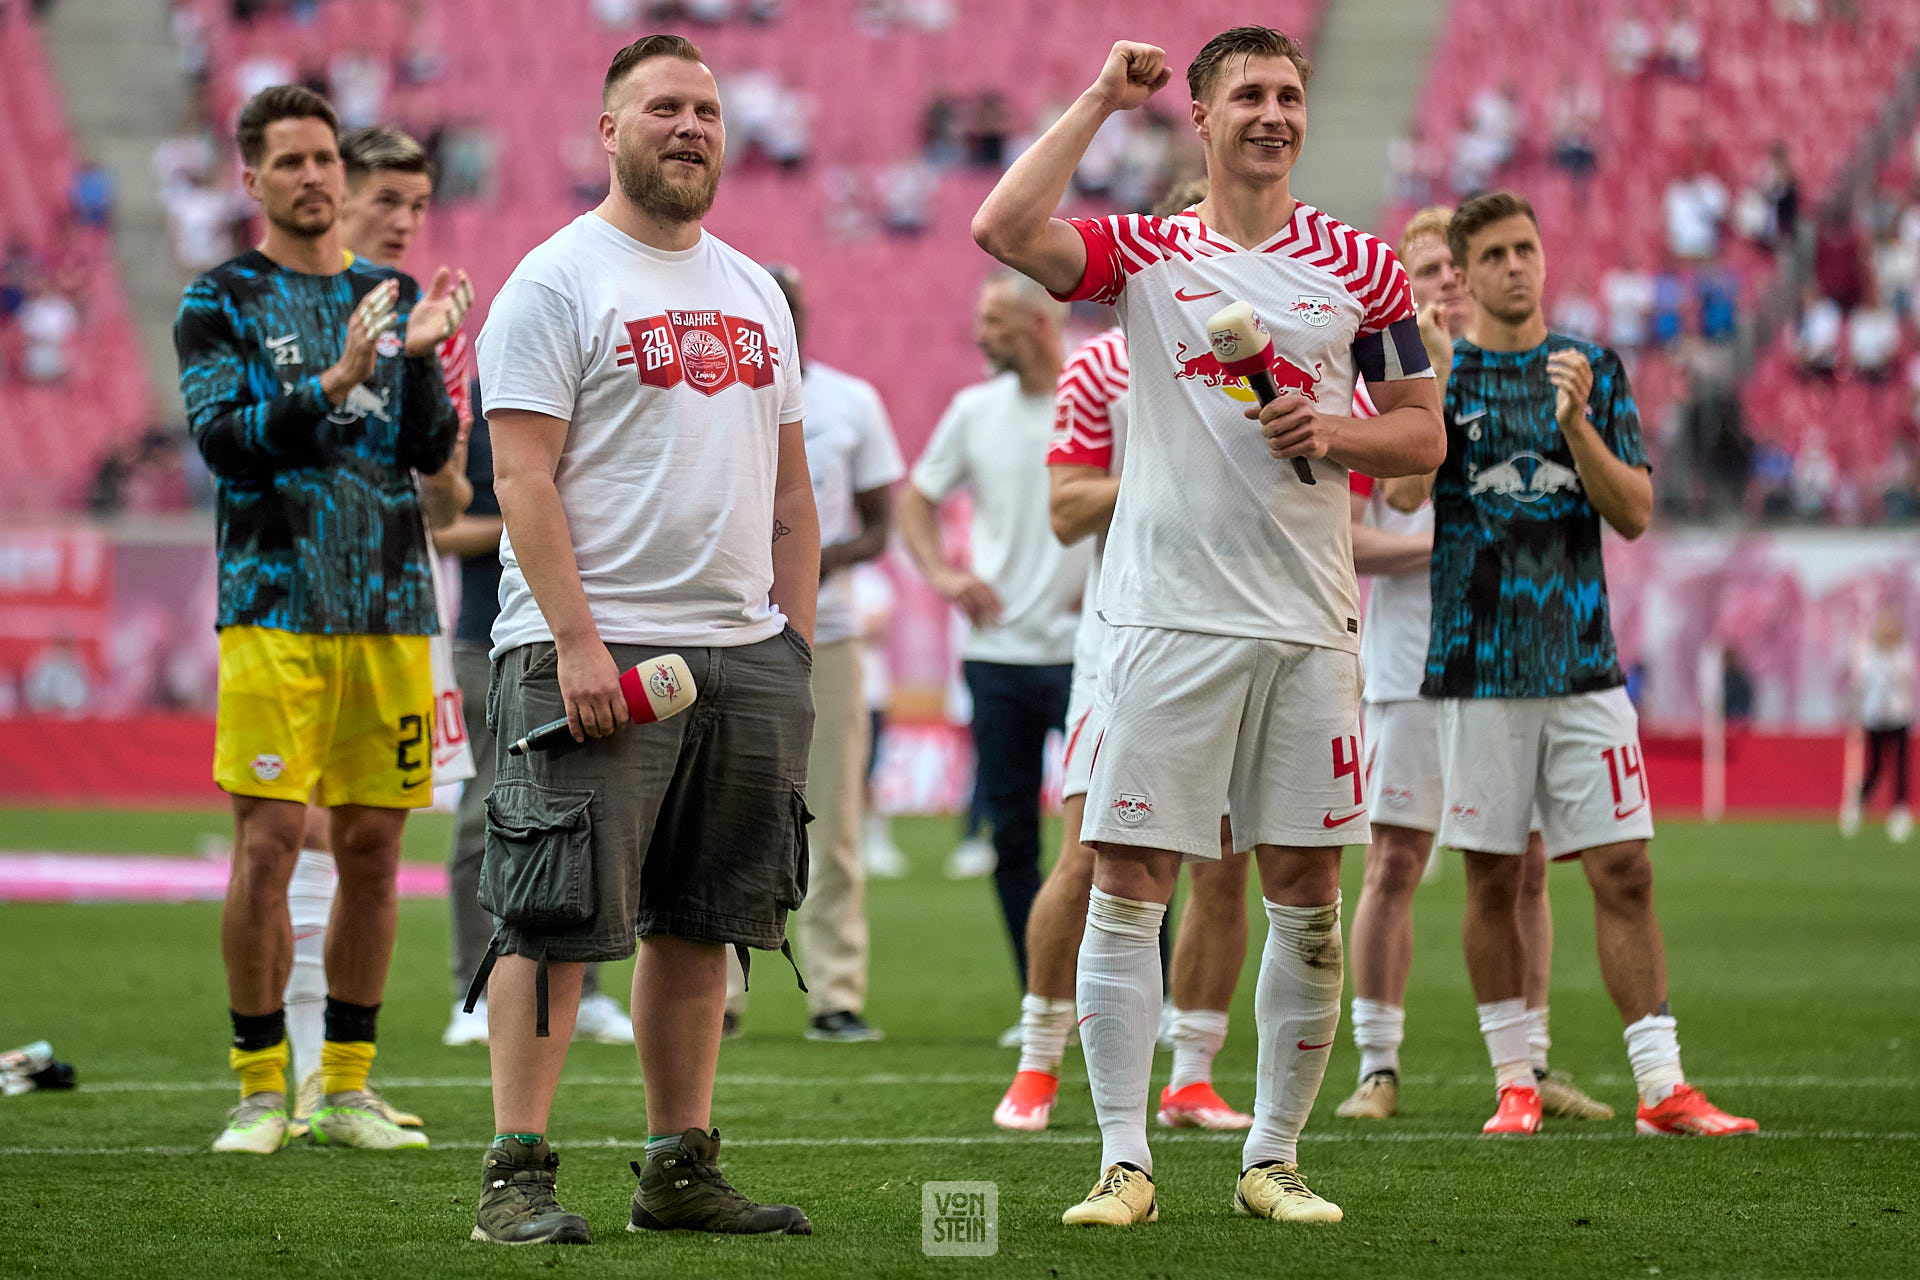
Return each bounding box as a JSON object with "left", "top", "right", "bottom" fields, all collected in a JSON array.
[
  {"left": 2, "top": 1129, "right": 1914, "bottom": 1159},
  {"left": 69, "top": 1072, "right": 1920, "bottom": 1095}
]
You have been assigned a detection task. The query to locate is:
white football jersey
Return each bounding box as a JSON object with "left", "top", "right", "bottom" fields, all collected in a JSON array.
[
  {"left": 1357, "top": 474, "right": 1434, "bottom": 703},
  {"left": 1060, "top": 205, "right": 1431, "bottom": 651},
  {"left": 1047, "top": 327, "right": 1129, "bottom": 676}
]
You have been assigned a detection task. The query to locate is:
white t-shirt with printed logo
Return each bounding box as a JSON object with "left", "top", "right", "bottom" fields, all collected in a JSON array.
[
  {"left": 805, "top": 360, "right": 905, "bottom": 646},
  {"left": 1059, "top": 205, "right": 1432, "bottom": 652},
  {"left": 477, "top": 213, "right": 803, "bottom": 656},
  {"left": 911, "top": 372, "right": 1089, "bottom": 666},
  {"left": 1047, "top": 327, "right": 1130, "bottom": 676}
]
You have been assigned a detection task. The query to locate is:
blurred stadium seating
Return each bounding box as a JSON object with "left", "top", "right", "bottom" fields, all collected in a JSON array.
[
  {"left": 173, "top": 0, "right": 1321, "bottom": 461},
  {"left": 1383, "top": 0, "right": 1920, "bottom": 512},
  {"left": 0, "top": 5, "right": 151, "bottom": 516}
]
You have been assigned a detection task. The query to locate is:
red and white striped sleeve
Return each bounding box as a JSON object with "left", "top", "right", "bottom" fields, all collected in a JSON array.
[
  {"left": 436, "top": 329, "right": 476, "bottom": 430},
  {"left": 1053, "top": 214, "right": 1190, "bottom": 306},
  {"left": 1048, "top": 329, "right": 1128, "bottom": 470},
  {"left": 1351, "top": 379, "right": 1377, "bottom": 419}
]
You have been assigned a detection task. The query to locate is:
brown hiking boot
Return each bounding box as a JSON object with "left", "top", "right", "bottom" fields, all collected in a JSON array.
[
  {"left": 628, "top": 1128, "right": 811, "bottom": 1235},
  {"left": 471, "top": 1137, "right": 592, "bottom": 1245}
]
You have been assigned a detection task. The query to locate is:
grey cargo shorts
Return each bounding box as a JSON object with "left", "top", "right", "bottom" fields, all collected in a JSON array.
[{"left": 478, "top": 628, "right": 815, "bottom": 965}]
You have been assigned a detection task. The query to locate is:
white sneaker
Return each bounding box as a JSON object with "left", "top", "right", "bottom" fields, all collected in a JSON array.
[
  {"left": 1890, "top": 806, "right": 1914, "bottom": 843},
  {"left": 945, "top": 836, "right": 996, "bottom": 879},
  {"left": 442, "top": 999, "right": 489, "bottom": 1047},
  {"left": 573, "top": 992, "right": 635, "bottom": 1045},
  {"left": 863, "top": 816, "right": 908, "bottom": 878},
  {"left": 212, "top": 1091, "right": 289, "bottom": 1154},
  {"left": 1840, "top": 800, "right": 1862, "bottom": 838}
]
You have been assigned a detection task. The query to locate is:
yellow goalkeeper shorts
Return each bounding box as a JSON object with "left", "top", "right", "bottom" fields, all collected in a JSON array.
[{"left": 213, "top": 626, "right": 435, "bottom": 809}]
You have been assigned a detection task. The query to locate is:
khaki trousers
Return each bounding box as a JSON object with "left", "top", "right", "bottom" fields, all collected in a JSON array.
[{"left": 728, "top": 636, "right": 868, "bottom": 1018}]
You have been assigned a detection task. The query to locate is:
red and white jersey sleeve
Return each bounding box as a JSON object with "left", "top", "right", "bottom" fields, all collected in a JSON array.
[
  {"left": 1047, "top": 327, "right": 1128, "bottom": 470},
  {"left": 1050, "top": 327, "right": 1131, "bottom": 674},
  {"left": 1055, "top": 205, "right": 1432, "bottom": 651},
  {"left": 436, "top": 329, "right": 476, "bottom": 430}
]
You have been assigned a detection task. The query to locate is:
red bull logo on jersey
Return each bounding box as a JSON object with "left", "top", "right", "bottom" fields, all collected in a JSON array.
[
  {"left": 1287, "top": 294, "right": 1338, "bottom": 327},
  {"left": 1172, "top": 343, "right": 1322, "bottom": 405},
  {"left": 1467, "top": 452, "right": 1584, "bottom": 503},
  {"left": 1111, "top": 793, "right": 1154, "bottom": 825}
]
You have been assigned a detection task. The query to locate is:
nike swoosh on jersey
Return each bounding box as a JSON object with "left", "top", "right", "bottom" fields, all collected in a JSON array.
[
  {"left": 1322, "top": 809, "right": 1366, "bottom": 828},
  {"left": 1297, "top": 1039, "right": 1334, "bottom": 1051},
  {"left": 1174, "top": 287, "right": 1222, "bottom": 302},
  {"left": 1614, "top": 801, "right": 1647, "bottom": 820},
  {"left": 402, "top": 776, "right": 429, "bottom": 790},
  {"left": 1457, "top": 409, "right": 1488, "bottom": 423}
]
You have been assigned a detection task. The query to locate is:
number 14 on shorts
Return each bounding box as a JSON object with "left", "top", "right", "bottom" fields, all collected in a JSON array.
[{"left": 1602, "top": 744, "right": 1647, "bottom": 820}]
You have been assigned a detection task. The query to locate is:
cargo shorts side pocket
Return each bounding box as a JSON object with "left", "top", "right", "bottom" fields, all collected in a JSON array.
[
  {"left": 779, "top": 788, "right": 813, "bottom": 911},
  {"left": 479, "top": 779, "right": 597, "bottom": 928}
]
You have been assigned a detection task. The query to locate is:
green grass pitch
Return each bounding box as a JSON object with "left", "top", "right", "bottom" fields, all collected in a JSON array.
[{"left": 1, "top": 811, "right": 1915, "bottom": 1277}]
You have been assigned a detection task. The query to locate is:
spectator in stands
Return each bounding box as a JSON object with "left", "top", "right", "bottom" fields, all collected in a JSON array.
[
  {"left": 1793, "top": 428, "right": 1840, "bottom": 518},
  {"left": 1547, "top": 78, "right": 1600, "bottom": 180},
  {"left": 1386, "top": 120, "right": 1441, "bottom": 207},
  {"left": 1693, "top": 263, "right": 1739, "bottom": 342},
  {"left": 965, "top": 91, "right": 1010, "bottom": 168},
  {"left": 1657, "top": 2, "right": 1704, "bottom": 80},
  {"left": 1814, "top": 206, "right": 1869, "bottom": 312},
  {"left": 1872, "top": 223, "right": 1916, "bottom": 318},
  {"left": 1848, "top": 291, "right": 1901, "bottom": 381},
  {"left": 1551, "top": 286, "right": 1602, "bottom": 343},
  {"left": 69, "top": 160, "right": 116, "bottom": 230},
  {"left": 1663, "top": 165, "right": 1729, "bottom": 263},
  {"left": 22, "top": 640, "right": 90, "bottom": 716},
  {"left": 326, "top": 46, "right": 390, "bottom": 131},
  {"left": 1736, "top": 143, "right": 1799, "bottom": 251},
  {"left": 1843, "top": 607, "right": 1915, "bottom": 842},
  {"left": 877, "top": 158, "right": 938, "bottom": 235},
  {"left": 1450, "top": 108, "right": 1505, "bottom": 197},
  {"left": 592, "top": 0, "right": 641, "bottom": 25},
  {"left": 1468, "top": 81, "right": 1521, "bottom": 170},
  {"left": 1676, "top": 336, "right": 1749, "bottom": 514},
  {"left": 18, "top": 284, "right": 78, "bottom": 383},
  {"left": 1650, "top": 266, "right": 1687, "bottom": 346},
  {"left": 431, "top": 121, "right": 497, "bottom": 201},
  {"left": 1795, "top": 285, "right": 1844, "bottom": 376},
  {"left": 1610, "top": 6, "right": 1654, "bottom": 76},
  {"left": 0, "top": 239, "right": 36, "bottom": 319},
  {"left": 165, "top": 174, "right": 245, "bottom": 271}
]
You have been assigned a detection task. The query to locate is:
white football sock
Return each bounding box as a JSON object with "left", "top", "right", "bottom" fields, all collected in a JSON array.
[
  {"left": 1077, "top": 887, "right": 1165, "bottom": 1174},
  {"left": 1167, "top": 1008, "right": 1229, "bottom": 1093},
  {"left": 1242, "top": 896, "right": 1342, "bottom": 1170},
  {"left": 1624, "top": 1012, "right": 1685, "bottom": 1105},
  {"left": 285, "top": 849, "right": 337, "bottom": 1085},
  {"left": 1350, "top": 997, "right": 1405, "bottom": 1081},
  {"left": 1526, "top": 1004, "right": 1551, "bottom": 1075},
  {"left": 1015, "top": 993, "right": 1075, "bottom": 1076},
  {"left": 1477, "top": 997, "right": 1533, "bottom": 1093}
]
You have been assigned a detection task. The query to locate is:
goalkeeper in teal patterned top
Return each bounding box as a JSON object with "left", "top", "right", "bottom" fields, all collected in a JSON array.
[
  {"left": 174, "top": 84, "right": 459, "bottom": 1158},
  {"left": 1405, "top": 190, "right": 1755, "bottom": 1140}
]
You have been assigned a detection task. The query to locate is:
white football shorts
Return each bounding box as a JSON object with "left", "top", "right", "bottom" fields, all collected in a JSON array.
[
  {"left": 1080, "top": 626, "right": 1367, "bottom": 859},
  {"left": 1436, "top": 687, "right": 1656, "bottom": 858},
  {"left": 1061, "top": 666, "right": 1101, "bottom": 801},
  {"left": 1361, "top": 698, "right": 1444, "bottom": 834}
]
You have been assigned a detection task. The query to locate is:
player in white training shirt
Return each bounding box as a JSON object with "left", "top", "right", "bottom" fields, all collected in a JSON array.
[
  {"left": 975, "top": 27, "right": 1443, "bottom": 1227},
  {"left": 1337, "top": 207, "right": 1611, "bottom": 1126}
]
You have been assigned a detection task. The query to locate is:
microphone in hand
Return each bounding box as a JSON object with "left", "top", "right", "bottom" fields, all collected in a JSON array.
[{"left": 508, "top": 653, "right": 698, "bottom": 756}]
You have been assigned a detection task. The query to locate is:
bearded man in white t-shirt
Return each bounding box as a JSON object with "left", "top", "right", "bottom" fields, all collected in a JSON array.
[
  {"left": 469, "top": 34, "right": 819, "bottom": 1246},
  {"left": 974, "top": 26, "right": 1444, "bottom": 1227},
  {"left": 898, "top": 272, "right": 1091, "bottom": 1004}
]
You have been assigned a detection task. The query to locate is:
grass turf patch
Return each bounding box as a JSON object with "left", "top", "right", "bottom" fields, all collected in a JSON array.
[{"left": 0, "top": 815, "right": 1915, "bottom": 1277}]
